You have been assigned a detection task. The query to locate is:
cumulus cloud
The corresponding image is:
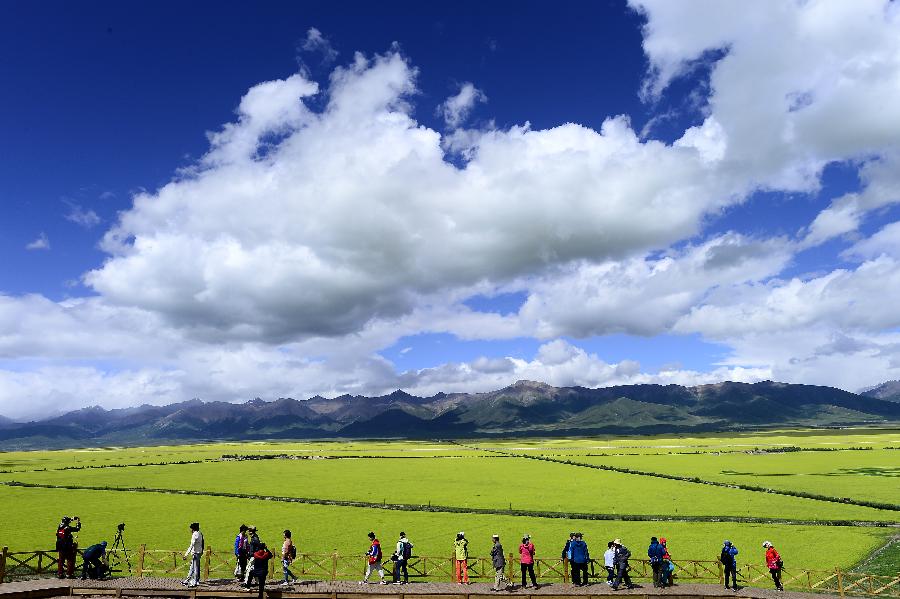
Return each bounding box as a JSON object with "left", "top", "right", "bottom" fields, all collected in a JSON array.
[
  {"left": 25, "top": 233, "right": 50, "bottom": 251},
  {"left": 84, "top": 50, "right": 742, "bottom": 345},
  {"left": 438, "top": 82, "right": 487, "bottom": 129}
]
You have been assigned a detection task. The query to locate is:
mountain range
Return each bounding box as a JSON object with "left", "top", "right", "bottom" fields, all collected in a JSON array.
[{"left": 2, "top": 379, "right": 900, "bottom": 449}]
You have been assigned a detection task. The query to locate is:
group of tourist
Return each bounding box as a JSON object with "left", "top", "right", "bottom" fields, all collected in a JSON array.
[{"left": 55, "top": 516, "right": 787, "bottom": 594}]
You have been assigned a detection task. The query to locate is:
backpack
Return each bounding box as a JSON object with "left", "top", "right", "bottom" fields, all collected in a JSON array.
[
  {"left": 289, "top": 543, "right": 297, "bottom": 560},
  {"left": 402, "top": 542, "right": 412, "bottom": 560}
]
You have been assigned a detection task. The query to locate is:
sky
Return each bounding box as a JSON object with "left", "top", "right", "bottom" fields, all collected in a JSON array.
[{"left": 2, "top": 0, "right": 900, "bottom": 420}]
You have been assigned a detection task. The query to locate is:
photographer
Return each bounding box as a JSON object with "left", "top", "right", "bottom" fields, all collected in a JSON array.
[
  {"left": 56, "top": 516, "right": 81, "bottom": 579},
  {"left": 80, "top": 541, "right": 107, "bottom": 580}
]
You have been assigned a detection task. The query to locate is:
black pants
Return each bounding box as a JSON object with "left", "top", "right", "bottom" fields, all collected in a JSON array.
[
  {"left": 81, "top": 557, "right": 102, "bottom": 580},
  {"left": 393, "top": 560, "right": 408, "bottom": 583},
  {"left": 571, "top": 561, "right": 587, "bottom": 585},
  {"left": 724, "top": 564, "right": 737, "bottom": 588},
  {"left": 770, "top": 568, "right": 782, "bottom": 589},
  {"left": 238, "top": 554, "right": 247, "bottom": 579},
  {"left": 606, "top": 566, "right": 615, "bottom": 583},
  {"left": 652, "top": 562, "right": 662, "bottom": 587},
  {"left": 257, "top": 573, "right": 267, "bottom": 599},
  {"left": 521, "top": 563, "right": 536, "bottom": 587},
  {"left": 613, "top": 562, "right": 631, "bottom": 588}
]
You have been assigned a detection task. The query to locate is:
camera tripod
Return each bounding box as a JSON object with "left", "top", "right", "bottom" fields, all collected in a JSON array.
[{"left": 108, "top": 524, "right": 131, "bottom": 574}]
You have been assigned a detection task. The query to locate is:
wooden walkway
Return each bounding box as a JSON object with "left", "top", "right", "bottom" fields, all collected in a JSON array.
[{"left": 0, "top": 578, "right": 843, "bottom": 599}]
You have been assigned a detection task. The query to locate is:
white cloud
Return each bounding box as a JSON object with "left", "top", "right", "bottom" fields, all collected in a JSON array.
[
  {"left": 438, "top": 82, "right": 487, "bottom": 129},
  {"left": 64, "top": 200, "right": 101, "bottom": 228},
  {"left": 83, "top": 51, "right": 743, "bottom": 345},
  {"left": 25, "top": 233, "right": 50, "bottom": 251},
  {"left": 301, "top": 27, "right": 339, "bottom": 64}
]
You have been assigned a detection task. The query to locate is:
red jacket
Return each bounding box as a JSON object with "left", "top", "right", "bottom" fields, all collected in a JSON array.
[
  {"left": 519, "top": 542, "right": 535, "bottom": 565},
  {"left": 765, "top": 547, "right": 781, "bottom": 570}
]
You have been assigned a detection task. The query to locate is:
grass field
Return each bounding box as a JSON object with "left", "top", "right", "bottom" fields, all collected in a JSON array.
[{"left": 1, "top": 428, "right": 898, "bottom": 580}]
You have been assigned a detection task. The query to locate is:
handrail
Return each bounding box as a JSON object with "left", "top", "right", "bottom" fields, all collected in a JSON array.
[{"left": 2, "top": 546, "right": 898, "bottom": 597}]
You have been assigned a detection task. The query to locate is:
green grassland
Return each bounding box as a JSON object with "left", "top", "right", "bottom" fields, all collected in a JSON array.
[
  {"left": 0, "top": 485, "right": 888, "bottom": 573},
  {"left": 1, "top": 429, "right": 898, "bottom": 580},
  {"left": 576, "top": 449, "right": 900, "bottom": 505},
  {"left": 4, "top": 454, "right": 899, "bottom": 522}
]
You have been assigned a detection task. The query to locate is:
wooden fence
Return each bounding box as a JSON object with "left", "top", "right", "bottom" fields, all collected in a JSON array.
[{"left": 2, "top": 547, "right": 898, "bottom": 597}]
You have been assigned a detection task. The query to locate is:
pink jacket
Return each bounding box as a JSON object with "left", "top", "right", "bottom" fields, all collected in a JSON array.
[
  {"left": 765, "top": 547, "right": 781, "bottom": 570},
  {"left": 519, "top": 542, "right": 535, "bottom": 564}
]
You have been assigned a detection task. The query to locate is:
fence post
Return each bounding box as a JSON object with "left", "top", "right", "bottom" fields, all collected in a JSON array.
[
  {"left": 837, "top": 568, "right": 844, "bottom": 598},
  {"left": 331, "top": 551, "right": 337, "bottom": 582},
  {"left": 0, "top": 546, "right": 7, "bottom": 583},
  {"left": 563, "top": 557, "right": 569, "bottom": 584},
  {"left": 137, "top": 545, "right": 145, "bottom": 578},
  {"left": 268, "top": 553, "right": 275, "bottom": 579},
  {"left": 717, "top": 560, "right": 724, "bottom": 585},
  {"left": 508, "top": 553, "right": 514, "bottom": 583},
  {"left": 204, "top": 548, "right": 211, "bottom": 580}
]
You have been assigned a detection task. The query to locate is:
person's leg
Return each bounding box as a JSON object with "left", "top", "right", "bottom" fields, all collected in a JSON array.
[
  {"left": 245, "top": 558, "right": 255, "bottom": 585},
  {"left": 377, "top": 561, "right": 385, "bottom": 583},
  {"left": 258, "top": 574, "right": 266, "bottom": 599},
  {"left": 623, "top": 564, "right": 632, "bottom": 587},
  {"left": 401, "top": 561, "right": 408, "bottom": 583},
  {"left": 462, "top": 560, "right": 468, "bottom": 583},
  {"left": 521, "top": 563, "right": 527, "bottom": 587},
  {"left": 528, "top": 563, "right": 537, "bottom": 587}
]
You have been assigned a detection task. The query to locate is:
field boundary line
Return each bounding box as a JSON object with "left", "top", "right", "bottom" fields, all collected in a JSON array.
[
  {"left": 452, "top": 441, "right": 900, "bottom": 513},
  {"left": 3, "top": 481, "right": 897, "bottom": 528}
]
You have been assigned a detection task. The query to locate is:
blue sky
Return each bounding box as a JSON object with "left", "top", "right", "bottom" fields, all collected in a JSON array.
[{"left": 1, "top": 1, "right": 899, "bottom": 418}]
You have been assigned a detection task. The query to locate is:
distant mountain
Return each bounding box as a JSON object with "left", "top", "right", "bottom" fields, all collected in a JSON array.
[
  {"left": 2, "top": 380, "right": 900, "bottom": 449},
  {"left": 861, "top": 380, "right": 900, "bottom": 402}
]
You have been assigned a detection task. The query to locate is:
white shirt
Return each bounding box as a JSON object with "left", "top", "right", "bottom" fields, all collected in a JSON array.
[
  {"left": 604, "top": 548, "right": 615, "bottom": 568},
  {"left": 185, "top": 530, "right": 204, "bottom": 557}
]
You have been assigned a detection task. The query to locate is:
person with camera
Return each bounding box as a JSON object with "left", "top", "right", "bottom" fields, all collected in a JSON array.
[
  {"left": 243, "top": 526, "right": 261, "bottom": 586},
  {"left": 720, "top": 540, "right": 739, "bottom": 590},
  {"left": 182, "top": 522, "right": 204, "bottom": 588},
  {"left": 569, "top": 532, "right": 589, "bottom": 586},
  {"left": 80, "top": 540, "right": 107, "bottom": 580},
  {"left": 56, "top": 516, "right": 81, "bottom": 579},
  {"left": 610, "top": 538, "right": 634, "bottom": 590}
]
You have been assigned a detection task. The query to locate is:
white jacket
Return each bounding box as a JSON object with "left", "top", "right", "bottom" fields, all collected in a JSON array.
[
  {"left": 604, "top": 548, "right": 615, "bottom": 568},
  {"left": 185, "top": 530, "right": 204, "bottom": 557}
]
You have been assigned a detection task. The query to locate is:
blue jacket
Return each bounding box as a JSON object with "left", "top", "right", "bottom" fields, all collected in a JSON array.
[
  {"left": 570, "top": 539, "right": 589, "bottom": 563},
  {"left": 561, "top": 539, "right": 572, "bottom": 560},
  {"left": 720, "top": 545, "right": 738, "bottom": 567},
  {"left": 234, "top": 534, "right": 244, "bottom": 557},
  {"left": 648, "top": 541, "right": 665, "bottom": 563}
]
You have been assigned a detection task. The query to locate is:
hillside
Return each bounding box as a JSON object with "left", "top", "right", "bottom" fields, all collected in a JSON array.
[{"left": 2, "top": 380, "right": 900, "bottom": 449}]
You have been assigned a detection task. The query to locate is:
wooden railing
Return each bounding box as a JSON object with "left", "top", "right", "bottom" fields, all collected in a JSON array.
[{"left": 2, "top": 546, "right": 898, "bottom": 597}]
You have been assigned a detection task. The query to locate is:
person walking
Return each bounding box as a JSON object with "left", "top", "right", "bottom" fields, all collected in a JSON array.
[
  {"left": 660, "top": 537, "right": 673, "bottom": 587},
  {"left": 251, "top": 542, "right": 274, "bottom": 599},
  {"left": 569, "top": 532, "right": 589, "bottom": 586},
  {"left": 490, "top": 535, "right": 508, "bottom": 591},
  {"left": 56, "top": 516, "right": 81, "bottom": 579},
  {"left": 454, "top": 532, "right": 469, "bottom": 584},
  {"left": 244, "top": 526, "right": 261, "bottom": 586},
  {"left": 648, "top": 536, "right": 665, "bottom": 588},
  {"left": 234, "top": 525, "right": 249, "bottom": 581},
  {"left": 360, "top": 532, "right": 386, "bottom": 584},
  {"left": 182, "top": 522, "right": 204, "bottom": 588},
  {"left": 610, "top": 539, "right": 633, "bottom": 590},
  {"left": 763, "top": 541, "right": 784, "bottom": 591},
  {"left": 392, "top": 532, "right": 412, "bottom": 584},
  {"left": 519, "top": 535, "right": 538, "bottom": 589},
  {"left": 281, "top": 530, "right": 298, "bottom": 586},
  {"left": 720, "top": 540, "right": 739, "bottom": 591},
  {"left": 604, "top": 541, "right": 616, "bottom": 586}
]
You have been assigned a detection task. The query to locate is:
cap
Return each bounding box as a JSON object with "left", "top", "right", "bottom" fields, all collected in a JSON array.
[
  {"left": 762, "top": 541, "right": 772, "bottom": 548},
  {"left": 724, "top": 540, "right": 732, "bottom": 546},
  {"left": 492, "top": 534, "right": 500, "bottom": 539},
  {"left": 459, "top": 531, "right": 465, "bottom": 536},
  {"left": 660, "top": 537, "right": 667, "bottom": 544},
  {"left": 614, "top": 538, "right": 621, "bottom": 545}
]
